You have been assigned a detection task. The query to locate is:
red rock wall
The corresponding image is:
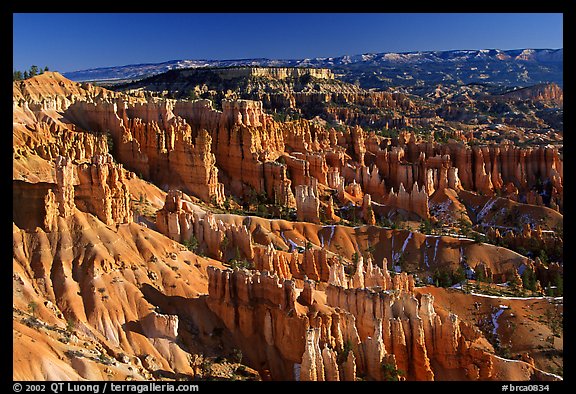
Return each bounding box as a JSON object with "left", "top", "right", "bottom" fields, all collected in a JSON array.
[{"left": 75, "top": 155, "right": 133, "bottom": 226}]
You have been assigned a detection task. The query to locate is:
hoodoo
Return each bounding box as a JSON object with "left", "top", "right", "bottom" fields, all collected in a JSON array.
[{"left": 13, "top": 32, "right": 563, "bottom": 382}]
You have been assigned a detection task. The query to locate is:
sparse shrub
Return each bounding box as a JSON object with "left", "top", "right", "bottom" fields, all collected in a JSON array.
[
  {"left": 544, "top": 308, "right": 563, "bottom": 336},
  {"left": 547, "top": 271, "right": 563, "bottom": 296},
  {"left": 227, "top": 245, "right": 238, "bottom": 262},
  {"left": 377, "top": 128, "right": 399, "bottom": 139},
  {"left": 496, "top": 343, "right": 512, "bottom": 359},
  {"left": 106, "top": 131, "right": 114, "bottom": 153},
  {"left": 452, "top": 265, "right": 466, "bottom": 284},
  {"left": 432, "top": 268, "right": 452, "bottom": 288},
  {"left": 381, "top": 360, "right": 404, "bottom": 381},
  {"left": 364, "top": 245, "right": 376, "bottom": 260},
  {"left": 97, "top": 352, "right": 114, "bottom": 365},
  {"left": 22, "top": 316, "right": 42, "bottom": 329},
  {"left": 476, "top": 267, "right": 486, "bottom": 283},
  {"left": 337, "top": 340, "right": 353, "bottom": 365},
  {"left": 28, "top": 301, "right": 38, "bottom": 317},
  {"left": 345, "top": 252, "right": 359, "bottom": 277},
  {"left": 419, "top": 219, "right": 433, "bottom": 234},
  {"left": 182, "top": 235, "right": 199, "bottom": 253},
  {"left": 431, "top": 266, "right": 467, "bottom": 288},
  {"left": 457, "top": 218, "right": 472, "bottom": 237},
  {"left": 344, "top": 263, "right": 356, "bottom": 277},
  {"left": 351, "top": 251, "right": 359, "bottom": 265},
  {"left": 516, "top": 246, "right": 530, "bottom": 257},
  {"left": 397, "top": 253, "right": 408, "bottom": 272},
  {"left": 235, "top": 364, "right": 247, "bottom": 376},
  {"left": 188, "top": 90, "right": 198, "bottom": 100},
  {"left": 272, "top": 111, "right": 288, "bottom": 123},
  {"left": 256, "top": 203, "right": 268, "bottom": 217},
  {"left": 65, "top": 349, "right": 84, "bottom": 358},
  {"left": 220, "top": 235, "right": 229, "bottom": 251},
  {"left": 231, "top": 348, "right": 243, "bottom": 364},
  {"left": 229, "top": 259, "right": 253, "bottom": 270},
  {"left": 66, "top": 318, "right": 75, "bottom": 335},
  {"left": 521, "top": 267, "right": 537, "bottom": 291},
  {"left": 538, "top": 249, "right": 549, "bottom": 265},
  {"left": 472, "top": 232, "right": 486, "bottom": 244},
  {"left": 507, "top": 269, "right": 522, "bottom": 291}
]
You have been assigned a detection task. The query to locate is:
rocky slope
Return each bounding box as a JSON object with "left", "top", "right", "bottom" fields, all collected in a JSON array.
[{"left": 13, "top": 72, "right": 563, "bottom": 381}]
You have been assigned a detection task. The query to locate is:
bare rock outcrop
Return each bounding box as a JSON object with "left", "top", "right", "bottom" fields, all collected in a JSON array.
[
  {"left": 75, "top": 154, "right": 133, "bottom": 225},
  {"left": 206, "top": 267, "right": 304, "bottom": 379},
  {"left": 64, "top": 99, "right": 226, "bottom": 205},
  {"left": 362, "top": 193, "right": 376, "bottom": 225},
  {"left": 300, "top": 328, "right": 325, "bottom": 381},
  {"left": 13, "top": 69, "right": 563, "bottom": 383},
  {"left": 385, "top": 182, "right": 429, "bottom": 219},
  {"left": 373, "top": 141, "right": 562, "bottom": 211},
  {"left": 141, "top": 312, "right": 179, "bottom": 340},
  {"left": 264, "top": 162, "right": 297, "bottom": 208},
  {"left": 37, "top": 154, "right": 132, "bottom": 229},
  {"left": 54, "top": 156, "right": 76, "bottom": 218},
  {"left": 498, "top": 83, "right": 563, "bottom": 107},
  {"left": 295, "top": 181, "right": 320, "bottom": 224},
  {"left": 325, "top": 196, "right": 341, "bottom": 223},
  {"left": 253, "top": 243, "right": 293, "bottom": 279},
  {"left": 156, "top": 193, "right": 253, "bottom": 261}
]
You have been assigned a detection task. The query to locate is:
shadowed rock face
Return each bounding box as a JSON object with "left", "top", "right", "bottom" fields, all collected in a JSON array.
[
  {"left": 13, "top": 72, "right": 562, "bottom": 381},
  {"left": 204, "top": 265, "right": 558, "bottom": 381}
]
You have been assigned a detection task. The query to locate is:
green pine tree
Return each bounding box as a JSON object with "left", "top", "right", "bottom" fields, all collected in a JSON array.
[{"left": 29, "top": 65, "right": 39, "bottom": 77}]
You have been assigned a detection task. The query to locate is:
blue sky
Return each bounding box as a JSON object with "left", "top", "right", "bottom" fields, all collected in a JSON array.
[{"left": 13, "top": 13, "right": 563, "bottom": 73}]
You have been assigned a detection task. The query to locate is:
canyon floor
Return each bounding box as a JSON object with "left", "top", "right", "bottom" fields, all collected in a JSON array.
[{"left": 12, "top": 69, "right": 562, "bottom": 381}]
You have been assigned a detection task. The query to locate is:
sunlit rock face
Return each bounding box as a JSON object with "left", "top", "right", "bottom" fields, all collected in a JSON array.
[{"left": 12, "top": 70, "right": 562, "bottom": 382}]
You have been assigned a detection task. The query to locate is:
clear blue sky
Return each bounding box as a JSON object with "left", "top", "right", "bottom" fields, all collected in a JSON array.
[{"left": 13, "top": 13, "right": 563, "bottom": 73}]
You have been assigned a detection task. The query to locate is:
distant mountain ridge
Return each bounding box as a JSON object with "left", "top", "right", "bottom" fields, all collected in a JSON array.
[{"left": 63, "top": 48, "right": 563, "bottom": 88}]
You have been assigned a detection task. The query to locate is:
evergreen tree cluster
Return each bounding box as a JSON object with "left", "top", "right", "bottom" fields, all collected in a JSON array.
[
  {"left": 521, "top": 267, "right": 537, "bottom": 292},
  {"left": 432, "top": 265, "right": 466, "bottom": 288},
  {"left": 13, "top": 65, "right": 50, "bottom": 81}
]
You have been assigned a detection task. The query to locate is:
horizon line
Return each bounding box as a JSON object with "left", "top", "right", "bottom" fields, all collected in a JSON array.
[{"left": 59, "top": 47, "right": 564, "bottom": 75}]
